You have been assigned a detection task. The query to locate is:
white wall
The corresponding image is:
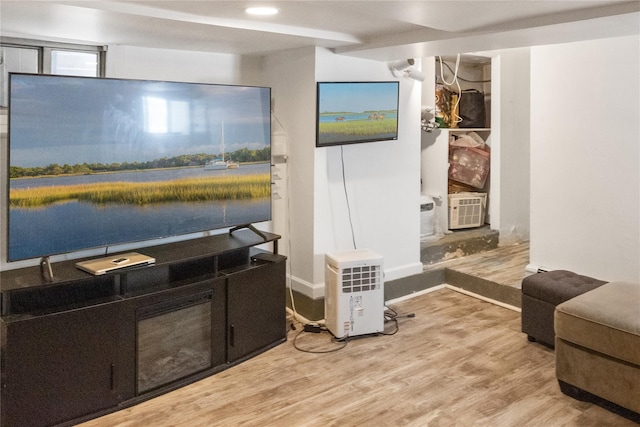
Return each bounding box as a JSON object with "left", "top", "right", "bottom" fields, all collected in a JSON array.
[
  {"left": 492, "top": 48, "right": 531, "bottom": 243},
  {"left": 263, "top": 47, "right": 318, "bottom": 296},
  {"left": 265, "top": 47, "right": 423, "bottom": 300},
  {"left": 420, "top": 58, "right": 449, "bottom": 231},
  {"left": 106, "top": 45, "right": 264, "bottom": 85},
  {"left": 530, "top": 35, "right": 640, "bottom": 281},
  {"left": 314, "top": 48, "right": 423, "bottom": 292}
]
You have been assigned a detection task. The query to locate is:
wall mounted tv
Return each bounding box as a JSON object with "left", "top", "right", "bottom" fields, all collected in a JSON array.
[
  {"left": 7, "top": 73, "right": 272, "bottom": 262},
  {"left": 316, "top": 81, "right": 399, "bottom": 147}
]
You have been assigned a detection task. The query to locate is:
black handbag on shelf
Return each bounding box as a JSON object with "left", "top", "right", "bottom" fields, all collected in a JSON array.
[{"left": 458, "top": 89, "right": 486, "bottom": 128}]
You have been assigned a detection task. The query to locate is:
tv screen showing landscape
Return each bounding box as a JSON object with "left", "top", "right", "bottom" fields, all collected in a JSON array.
[
  {"left": 316, "top": 81, "right": 399, "bottom": 147},
  {"left": 7, "top": 73, "right": 272, "bottom": 262}
]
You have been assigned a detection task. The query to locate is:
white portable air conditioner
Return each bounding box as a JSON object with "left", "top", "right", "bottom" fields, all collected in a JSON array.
[
  {"left": 324, "top": 249, "right": 384, "bottom": 339},
  {"left": 448, "top": 192, "right": 487, "bottom": 229}
]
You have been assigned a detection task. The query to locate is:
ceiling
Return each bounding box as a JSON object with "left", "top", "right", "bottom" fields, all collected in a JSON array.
[{"left": 1, "top": 1, "right": 639, "bottom": 61}]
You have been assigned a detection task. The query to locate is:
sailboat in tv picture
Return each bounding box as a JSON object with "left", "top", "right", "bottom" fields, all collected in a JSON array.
[{"left": 205, "top": 120, "right": 239, "bottom": 170}]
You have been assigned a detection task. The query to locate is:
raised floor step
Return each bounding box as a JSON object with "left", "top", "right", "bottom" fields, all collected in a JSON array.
[{"left": 421, "top": 226, "right": 499, "bottom": 266}]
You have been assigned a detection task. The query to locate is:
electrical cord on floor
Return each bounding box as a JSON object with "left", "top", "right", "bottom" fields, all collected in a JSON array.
[
  {"left": 293, "top": 308, "right": 415, "bottom": 353},
  {"left": 292, "top": 324, "right": 349, "bottom": 354},
  {"left": 294, "top": 323, "right": 383, "bottom": 352},
  {"left": 379, "top": 306, "right": 416, "bottom": 336}
]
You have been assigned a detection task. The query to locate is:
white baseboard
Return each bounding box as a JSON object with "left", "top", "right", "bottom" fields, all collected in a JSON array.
[
  {"left": 288, "top": 274, "right": 324, "bottom": 299},
  {"left": 383, "top": 261, "right": 424, "bottom": 282},
  {"left": 526, "top": 264, "right": 550, "bottom": 273},
  {"left": 289, "top": 261, "right": 426, "bottom": 300}
]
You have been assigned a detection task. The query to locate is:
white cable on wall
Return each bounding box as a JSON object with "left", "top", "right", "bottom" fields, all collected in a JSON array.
[
  {"left": 271, "top": 110, "right": 323, "bottom": 325},
  {"left": 438, "top": 54, "right": 460, "bottom": 86}
]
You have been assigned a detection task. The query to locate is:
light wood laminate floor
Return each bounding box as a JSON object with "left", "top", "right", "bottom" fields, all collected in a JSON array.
[{"left": 78, "top": 287, "right": 634, "bottom": 427}]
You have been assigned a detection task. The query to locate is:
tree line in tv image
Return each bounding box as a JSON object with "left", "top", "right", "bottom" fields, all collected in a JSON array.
[
  {"left": 317, "top": 110, "right": 398, "bottom": 144},
  {"left": 8, "top": 152, "right": 272, "bottom": 261},
  {"left": 9, "top": 149, "right": 271, "bottom": 209},
  {"left": 8, "top": 151, "right": 272, "bottom": 261}
]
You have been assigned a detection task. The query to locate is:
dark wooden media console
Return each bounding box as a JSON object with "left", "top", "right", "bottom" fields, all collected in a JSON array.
[{"left": 0, "top": 230, "right": 286, "bottom": 427}]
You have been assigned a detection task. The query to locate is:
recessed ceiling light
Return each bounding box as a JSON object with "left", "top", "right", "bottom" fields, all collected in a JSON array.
[{"left": 246, "top": 6, "right": 279, "bottom": 16}]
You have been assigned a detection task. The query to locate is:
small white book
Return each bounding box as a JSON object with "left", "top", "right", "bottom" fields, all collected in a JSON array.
[{"left": 76, "top": 252, "right": 155, "bottom": 275}]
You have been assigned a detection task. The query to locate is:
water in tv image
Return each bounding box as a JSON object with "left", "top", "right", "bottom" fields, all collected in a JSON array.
[
  {"left": 8, "top": 74, "right": 272, "bottom": 261},
  {"left": 316, "top": 81, "right": 399, "bottom": 146}
]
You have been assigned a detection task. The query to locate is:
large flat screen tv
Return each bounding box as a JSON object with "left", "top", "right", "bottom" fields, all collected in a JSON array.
[
  {"left": 7, "top": 73, "right": 272, "bottom": 262},
  {"left": 316, "top": 81, "right": 399, "bottom": 147}
]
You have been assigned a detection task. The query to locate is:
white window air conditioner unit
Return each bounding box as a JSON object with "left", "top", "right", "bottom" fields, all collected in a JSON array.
[
  {"left": 448, "top": 192, "right": 487, "bottom": 229},
  {"left": 324, "top": 249, "right": 384, "bottom": 339}
]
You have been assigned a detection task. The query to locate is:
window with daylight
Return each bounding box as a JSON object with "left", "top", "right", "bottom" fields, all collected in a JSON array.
[{"left": 0, "top": 37, "right": 106, "bottom": 107}]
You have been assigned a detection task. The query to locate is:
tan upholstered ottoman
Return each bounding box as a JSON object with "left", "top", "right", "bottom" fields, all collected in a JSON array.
[{"left": 555, "top": 281, "right": 640, "bottom": 420}]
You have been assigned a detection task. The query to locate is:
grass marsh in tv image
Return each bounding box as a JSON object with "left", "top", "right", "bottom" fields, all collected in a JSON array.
[
  {"left": 317, "top": 81, "right": 399, "bottom": 146},
  {"left": 8, "top": 74, "right": 272, "bottom": 261}
]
